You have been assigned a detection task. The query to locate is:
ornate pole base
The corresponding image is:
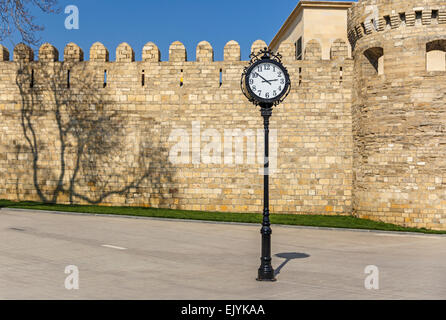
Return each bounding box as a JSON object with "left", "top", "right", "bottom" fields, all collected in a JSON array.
[
  {"left": 257, "top": 222, "right": 276, "bottom": 281},
  {"left": 257, "top": 254, "right": 276, "bottom": 281},
  {"left": 257, "top": 270, "right": 276, "bottom": 282}
]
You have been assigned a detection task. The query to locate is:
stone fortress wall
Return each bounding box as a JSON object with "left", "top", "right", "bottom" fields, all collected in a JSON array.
[
  {"left": 0, "top": 39, "right": 354, "bottom": 220},
  {"left": 348, "top": 0, "right": 446, "bottom": 230},
  {"left": 0, "top": 0, "right": 445, "bottom": 230}
]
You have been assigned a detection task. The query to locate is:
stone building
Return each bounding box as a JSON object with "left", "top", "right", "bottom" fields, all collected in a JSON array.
[
  {"left": 0, "top": 0, "right": 445, "bottom": 230},
  {"left": 270, "top": 1, "right": 353, "bottom": 60}
]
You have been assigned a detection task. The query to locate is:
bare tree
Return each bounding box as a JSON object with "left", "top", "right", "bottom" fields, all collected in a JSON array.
[{"left": 0, "top": 0, "right": 60, "bottom": 46}]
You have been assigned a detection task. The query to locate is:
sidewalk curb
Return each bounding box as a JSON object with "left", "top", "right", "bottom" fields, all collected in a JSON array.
[{"left": 2, "top": 207, "right": 446, "bottom": 238}]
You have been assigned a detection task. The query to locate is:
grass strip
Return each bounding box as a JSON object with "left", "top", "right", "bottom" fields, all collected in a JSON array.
[{"left": 1, "top": 199, "right": 445, "bottom": 234}]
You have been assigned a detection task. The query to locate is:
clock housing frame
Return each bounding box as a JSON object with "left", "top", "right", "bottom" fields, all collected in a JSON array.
[{"left": 241, "top": 48, "right": 291, "bottom": 107}]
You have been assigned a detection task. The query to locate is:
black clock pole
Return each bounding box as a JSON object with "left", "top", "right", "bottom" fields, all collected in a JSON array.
[
  {"left": 241, "top": 48, "right": 291, "bottom": 282},
  {"left": 257, "top": 103, "right": 276, "bottom": 281}
]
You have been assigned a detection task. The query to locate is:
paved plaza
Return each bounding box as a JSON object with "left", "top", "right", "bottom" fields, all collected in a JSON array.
[{"left": 0, "top": 208, "right": 445, "bottom": 299}]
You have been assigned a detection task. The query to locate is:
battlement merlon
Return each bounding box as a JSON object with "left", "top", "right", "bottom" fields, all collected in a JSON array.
[{"left": 0, "top": 39, "right": 351, "bottom": 63}]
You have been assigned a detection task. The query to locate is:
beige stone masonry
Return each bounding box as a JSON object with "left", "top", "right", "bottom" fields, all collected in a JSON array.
[
  {"left": 90, "top": 42, "right": 109, "bottom": 62},
  {"left": 223, "top": 40, "right": 240, "bottom": 61},
  {"left": 251, "top": 40, "right": 267, "bottom": 55},
  {"left": 349, "top": 0, "right": 446, "bottom": 230},
  {"left": 116, "top": 42, "right": 135, "bottom": 62},
  {"left": 330, "top": 39, "right": 348, "bottom": 60},
  {"left": 142, "top": 42, "right": 160, "bottom": 62},
  {"left": 169, "top": 41, "right": 187, "bottom": 62},
  {"left": 196, "top": 41, "right": 213, "bottom": 62},
  {"left": 1, "top": 0, "right": 445, "bottom": 231},
  {"left": 0, "top": 39, "right": 355, "bottom": 228},
  {"left": 278, "top": 41, "right": 295, "bottom": 63},
  {"left": 13, "top": 43, "right": 33, "bottom": 62},
  {"left": 64, "top": 43, "right": 84, "bottom": 62},
  {"left": 0, "top": 45, "right": 9, "bottom": 61},
  {"left": 304, "top": 40, "right": 322, "bottom": 60},
  {"left": 39, "top": 43, "right": 59, "bottom": 62}
]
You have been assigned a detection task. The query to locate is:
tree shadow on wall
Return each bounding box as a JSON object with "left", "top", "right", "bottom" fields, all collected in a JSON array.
[{"left": 15, "top": 62, "right": 175, "bottom": 206}]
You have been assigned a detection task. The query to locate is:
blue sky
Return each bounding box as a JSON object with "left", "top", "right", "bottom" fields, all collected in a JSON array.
[{"left": 4, "top": 0, "right": 356, "bottom": 61}]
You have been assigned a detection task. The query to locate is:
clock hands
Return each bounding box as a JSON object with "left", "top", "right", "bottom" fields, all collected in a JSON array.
[
  {"left": 255, "top": 72, "right": 272, "bottom": 85},
  {"left": 254, "top": 72, "right": 279, "bottom": 86}
]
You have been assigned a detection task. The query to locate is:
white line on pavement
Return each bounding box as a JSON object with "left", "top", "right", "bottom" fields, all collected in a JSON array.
[{"left": 101, "top": 244, "right": 127, "bottom": 250}]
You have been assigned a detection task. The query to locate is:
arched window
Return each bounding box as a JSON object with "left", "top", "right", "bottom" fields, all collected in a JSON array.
[
  {"left": 426, "top": 40, "right": 446, "bottom": 71},
  {"left": 363, "top": 47, "right": 384, "bottom": 75}
]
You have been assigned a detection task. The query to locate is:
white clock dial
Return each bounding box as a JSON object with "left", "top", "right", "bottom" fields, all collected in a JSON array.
[{"left": 248, "top": 62, "right": 287, "bottom": 100}]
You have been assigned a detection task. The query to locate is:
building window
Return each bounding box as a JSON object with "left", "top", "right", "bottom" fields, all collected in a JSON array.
[
  {"left": 426, "top": 40, "right": 446, "bottom": 71},
  {"left": 432, "top": 10, "right": 439, "bottom": 24},
  {"left": 295, "top": 37, "right": 302, "bottom": 60},
  {"left": 415, "top": 11, "right": 422, "bottom": 25},
  {"left": 363, "top": 47, "right": 384, "bottom": 75},
  {"left": 384, "top": 16, "right": 391, "bottom": 29},
  {"left": 399, "top": 13, "right": 406, "bottom": 26}
]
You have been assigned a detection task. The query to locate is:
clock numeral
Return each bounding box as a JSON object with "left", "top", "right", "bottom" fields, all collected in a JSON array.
[
  {"left": 252, "top": 85, "right": 256, "bottom": 91},
  {"left": 273, "top": 66, "right": 276, "bottom": 72},
  {"left": 252, "top": 72, "right": 258, "bottom": 78},
  {"left": 264, "top": 64, "right": 271, "bottom": 70},
  {"left": 278, "top": 72, "right": 283, "bottom": 77},
  {"left": 258, "top": 90, "right": 262, "bottom": 96},
  {"left": 278, "top": 86, "right": 282, "bottom": 91},
  {"left": 280, "top": 78, "right": 285, "bottom": 84},
  {"left": 273, "top": 90, "right": 277, "bottom": 96},
  {"left": 265, "top": 92, "right": 270, "bottom": 98},
  {"left": 258, "top": 66, "right": 263, "bottom": 72},
  {"left": 249, "top": 79, "right": 254, "bottom": 85}
]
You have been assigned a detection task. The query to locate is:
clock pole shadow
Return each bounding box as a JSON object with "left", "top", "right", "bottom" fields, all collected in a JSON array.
[{"left": 274, "top": 252, "right": 310, "bottom": 277}]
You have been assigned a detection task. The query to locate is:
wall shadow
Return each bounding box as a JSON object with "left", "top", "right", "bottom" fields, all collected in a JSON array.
[
  {"left": 274, "top": 252, "right": 310, "bottom": 276},
  {"left": 15, "top": 62, "right": 176, "bottom": 206}
]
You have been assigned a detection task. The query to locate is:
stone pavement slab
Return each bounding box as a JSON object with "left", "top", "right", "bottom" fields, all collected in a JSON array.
[{"left": 0, "top": 208, "right": 445, "bottom": 299}]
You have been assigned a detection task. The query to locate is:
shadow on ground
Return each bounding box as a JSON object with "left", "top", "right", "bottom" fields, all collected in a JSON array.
[{"left": 274, "top": 252, "right": 310, "bottom": 276}]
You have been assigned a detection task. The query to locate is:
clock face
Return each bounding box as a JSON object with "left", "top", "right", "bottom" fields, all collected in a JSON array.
[{"left": 246, "top": 59, "right": 289, "bottom": 103}]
